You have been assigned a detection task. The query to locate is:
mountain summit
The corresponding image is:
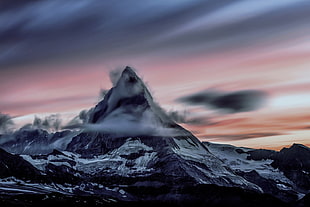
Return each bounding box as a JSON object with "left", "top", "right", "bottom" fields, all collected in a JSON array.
[
  {"left": 89, "top": 66, "right": 156, "bottom": 124},
  {"left": 88, "top": 66, "right": 178, "bottom": 134}
]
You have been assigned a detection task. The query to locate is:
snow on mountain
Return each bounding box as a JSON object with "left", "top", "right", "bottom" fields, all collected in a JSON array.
[
  {"left": 204, "top": 142, "right": 309, "bottom": 201},
  {"left": 0, "top": 129, "right": 79, "bottom": 155},
  {"left": 203, "top": 142, "right": 291, "bottom": 182}
]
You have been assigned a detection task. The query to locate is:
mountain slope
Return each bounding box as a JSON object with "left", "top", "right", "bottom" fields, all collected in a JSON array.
[
  {"left": 204, "top": 142, "right": 310, "bottom": 202},
  {"left": 0, "top": 129, "right": 77, "bottom": 155}
]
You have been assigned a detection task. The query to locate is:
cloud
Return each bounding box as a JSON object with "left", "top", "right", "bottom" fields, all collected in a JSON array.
[
  {"left": 83, "top": 108, "right": 183, "bottom": 137},
  {"left": 202, "top": 132, "right": 283, "bottom": 141},
  {"left": 0, "top": 0, "right": 200, "bottom": 67},
  {"left": 15, "top": 114, "right": 64, "bottom": 132},
  {"left": 177, "top": 89, "right": 267, "bottom": 113},
  {"left": 0, "top": 0, "right": 308, "bottom": 69},
  {"left": 0, "top": 94, "right": 94, "bottom": 115},
  {"left": 63, "top": 87, "right": 110, "bottom": 129},
  {"left": 63, "top": 108, "right": 94, "bottom": 130},
  {"left": 109, "top": 68, "right": 123, "bottom": 86},
  {"left": 31, "top": 114, "right": 62, "bottom": 132},
  {"left": 167, "top": 110, "right": 210, "bottom": 126},
  {"left": 0, "top": 113, "right": 15, "bottom": 134}
]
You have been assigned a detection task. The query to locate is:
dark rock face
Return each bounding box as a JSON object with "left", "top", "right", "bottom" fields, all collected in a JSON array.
[
  {"left": 204, "top": 141, "right": 310, "bottom": 203},
  {"left": 298, "top": 193, "right": 310, "bottom": 207},
  {"left": 0, "top": 148, "right": 42, "bottom": 181},
  {"left": 236, "top": 170, "right": 298, "bottom": 202},
  {"left": 247, "top": 149, "right": 276, "bottom": 160},
  {"left": 246, "top": 144, "right": 310, "bottom": 192},
  {"left": 45, "top": 163, "right": 81, "bottom": 184},
  {"left": 271, "top": 144, "right": 310, "bottom": 192}
]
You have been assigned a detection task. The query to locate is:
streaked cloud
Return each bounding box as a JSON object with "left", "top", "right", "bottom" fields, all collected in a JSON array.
[
  {"left": 202, "top": 132, "right": 283, "bottom": 141},
  {"left": 0, "top": 0, "right": 309, "bottom": 68},
  {"left": 177, "top": 89, "right": 267, "bottom": 113},
  {"left": 0, "top": 0, "right": 309, "bottom": 149}
]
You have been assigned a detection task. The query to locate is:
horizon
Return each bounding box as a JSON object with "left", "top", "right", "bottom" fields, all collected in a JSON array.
[{"left": 1, "top": 1, "right": 310, "bottom": 150}]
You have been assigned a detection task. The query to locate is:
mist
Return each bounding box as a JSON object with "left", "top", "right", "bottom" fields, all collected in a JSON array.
[
  {"left": 84, "top": 104, "right": 183, "bottom": 137},
  {"left": 24, "top": 114, "right": 62, "bottom": 132},
  {"left": 167, "top": 110, "right": 210, "bottom": 126}
]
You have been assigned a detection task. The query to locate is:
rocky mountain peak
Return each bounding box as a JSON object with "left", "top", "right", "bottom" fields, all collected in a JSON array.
[{"left": 88, "top": 67, "right": 174, "bottom": 131}]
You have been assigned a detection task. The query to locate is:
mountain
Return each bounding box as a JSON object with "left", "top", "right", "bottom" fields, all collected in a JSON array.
[
  {"left": 0, "top": 67, "right": 308, "bottom": 206},
  {"left": 65, "top": 67, "right": 260, "bottom": 190},
  {"left": 204, "top": 142, "right": 310, "bottom": 202},
  {"left": 0, "top": 128, "right": 77, "bottom": 155}
]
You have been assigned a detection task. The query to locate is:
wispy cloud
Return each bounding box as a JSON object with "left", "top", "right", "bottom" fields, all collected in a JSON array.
[
  {"left": 177, "top": 89, "right": 267, "bottom": 113},
  {"left": 191, "top": 112, "right": 310, "bottom": 143},
  {"left": 0, "top": 95, "right": 94, "bottom": 115},
  {"left": 202, "top": 132, "right": 284, "bottom": 141},
  {"left": 167, "top": 110, "right": 211, "bottom": 126},
  {"left": 0, "top": 0, "right": 309, "bottom": 68}
]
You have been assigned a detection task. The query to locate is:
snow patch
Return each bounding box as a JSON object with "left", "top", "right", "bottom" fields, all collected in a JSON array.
[
  {"left": 75, "top": 138, "right": 157, "bottom": 176},
  {"left": 205, "top": 143, "right": 294, "bottom": 189}
]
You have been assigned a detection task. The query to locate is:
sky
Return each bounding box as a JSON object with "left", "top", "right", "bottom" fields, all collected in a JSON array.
[{"left": 0, "top": 0, "right": 310, "bottom": 150}]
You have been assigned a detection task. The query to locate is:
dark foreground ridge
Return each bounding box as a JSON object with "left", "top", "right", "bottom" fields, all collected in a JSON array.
[
  {"left": 0, "top": 185, "right": 291, "bottom": 207},
  {"left": 0, "top": 67, "right": 309, "bottom": 207}
]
